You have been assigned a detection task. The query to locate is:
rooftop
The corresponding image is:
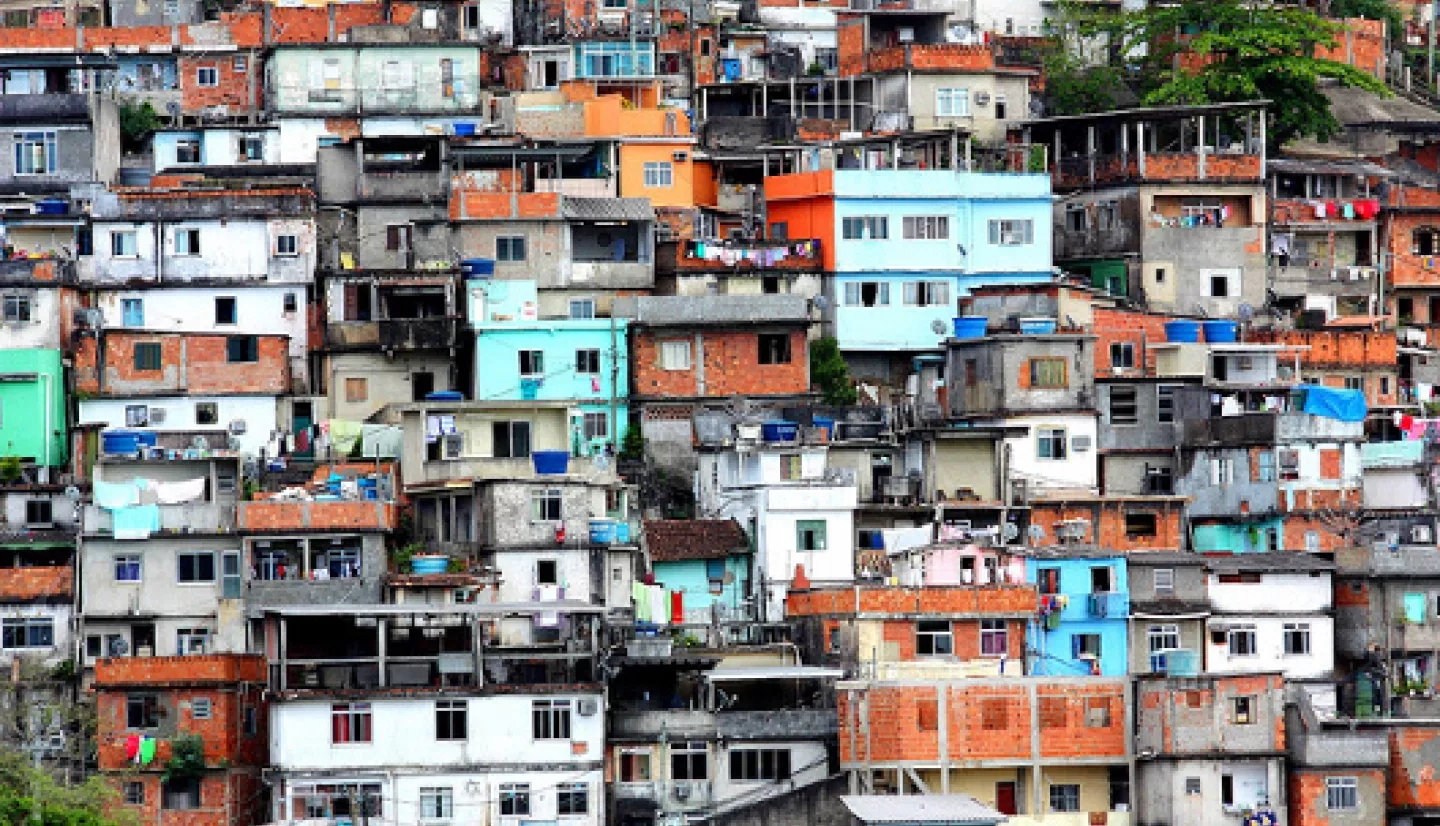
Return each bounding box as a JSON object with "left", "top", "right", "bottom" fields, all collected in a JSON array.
[
  {"left": 644, "top": 518, "right": 750, "bottom": 562},
  {"left": 1204, "top": 552, "right": 1336, "bottom": 573},
  {"left": 615, "top": 294, "right": 811, "bottom": 327},
  {"left": 841, "top": 795, "right": 1006, "bottom": 826},
  {"left": 0, "top": 566, "right": 72, "bottom": 602}
]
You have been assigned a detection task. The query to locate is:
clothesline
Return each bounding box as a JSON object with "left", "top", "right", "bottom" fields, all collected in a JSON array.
[{"left": 684, "top": 239, "right": 818, "bottom": 267}]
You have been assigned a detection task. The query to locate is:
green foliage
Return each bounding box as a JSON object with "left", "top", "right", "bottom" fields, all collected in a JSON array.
[
  {"left": 162, "top": 733, "right": 206, "bottom": 783},
  {"left": 446, "top": 556, "right": 466, "bottom": 574},
  {"left": 117, "top": 101, "right": 162, "bottom": 154},
  {"left": 390, "top": 541, "right": 423, "bottom": 572},
  {"left": 1082, "top": 0, "right": 1389, "bottom": 149},
  {"left": 809, "top": 337, "right": 857, "bottom": 406},
  {"left": 0, "top": 750, "right": 136, "bottom": 826},
  {"left": 618, "top": 427, "right": 646, "bottom": 461},
  {"left": 0, "top": 457, "right": 21, "bottom": 484},
  {"left": 1329, "top": 0, "right": 1403, "bottom": 44},
  {"left": 347, "top": 437, "right": 365, "bottom": 459}
]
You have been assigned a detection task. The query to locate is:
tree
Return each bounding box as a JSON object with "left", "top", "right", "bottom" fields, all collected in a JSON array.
[
  {"left": 809, "top": 337, "right": 857, "bottom": 406},
  {"left": 1040, "top": 1, "right": 1127, "bottom": 116},
  {"left": 116, "top": 102, "right": 163, "bottom": 155},
  {"left": 1084, "top": 0, "right": 1389, "bottom": 148},
  {"left": 0, "top": 749, "right": 135, "bottom": 826}
]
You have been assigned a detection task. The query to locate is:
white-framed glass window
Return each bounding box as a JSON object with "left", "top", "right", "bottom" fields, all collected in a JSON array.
[
  {"left": 176, "top": 627, "right": 210, "bottom": 655},
  {"left": 569, "top": 298, "right": 596, "bottom": 319},
  {"left": 531, "top": 488, "right": 563, "bottom": 521},
  {"left": 902, "top": 280, "right": 950, "bottom": 307},
  {"left": 660, "top": 340, "right": 691, "bottom": 371},
  {"left": 643, "top": 161, "right": 673, "bottom": 188},
  {"left": 1148, "top": 624, "right": 1180, "bottom": 654},
  {"left": 532, "top": 699, "right": 572, "bottom": 739},
  {"left": 843, "top": 280, "right": 891, "bottom": 306},
  {"left": 110, "top": 230, "right": 139, "bottom": 257},
  {"left": 902, "top": 216, "right": 949, "bottom": 240},
  {"left": 1036, "top": 427, "right": 1067, "bottom": 460},
  {"left": 1227, "top": 623, "right": 1257, "bottom": 656},
  {"left": 0, "top": 617, "right": 53, "bottom": 649},
  {"left": 419, "top": 787, "right": 453, "bottom": 820},
  {"left": 935, "top": 87, "right": 970, "bottom": 117},
  {"left": 496, "top": 235, "right": 527, "bottom": 262},
  {"left": 583, "top": 411, "right": 608, "bottom": 440},
  {"left": 330, "top": 702, "right": 372, "bottom": 743},
  {"left": 114, "top": 554, "right": 142, "bottom": 582},
  {"left": 557, "top": 782, "right": 589, "bottom": 816},
  {"left": 1326, "top": 777, "right": 1358, "bottom": 811},
  {"left": 916, "top": 620, "right": 953, "bottom": 656},
  {"left": 1110, "top": 342, "right": 1135, "bottom": 369},
  {"left": 196, "top": 66, "right": 218, "bottom": 87},
  {"left": 1283, "top": 622, "right": 1311, "bottom": 655},
  {"left": 173, "top": 228, "right": 201, "bottom": 256},
  {"left": 2, "top": 294, "right": 31, "bottom": 323},
  {"left": 988, "top": 219, "right": 1034, "bottom": 246},
  {"left": 435, "top": 699, "right": 467, "bottom": 740},
  {"left": 14, "top": 132, "right": 56, "bottom": 175},
  {"left": 841, "top": 216, "right": 888, "bottom": 240},
  {"left": 499, "top": 784, "right": 531, "bottom": 816},
  {"left": 274, "top": 234, "right": 298, "bottom": 256}
]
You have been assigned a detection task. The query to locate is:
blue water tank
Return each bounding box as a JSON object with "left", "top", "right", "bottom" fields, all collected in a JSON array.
[
  {"left": 425, "top": 391, "right": 464, "bottom": 402},
  {"left": 102, "top": 430, "right": 158, "bottom": 455},
  {"left": 1163, "top": 320, "right": 1201, "bottom": 343},
  {"left": 1202, "top": 320, "right": 1239, "bottom": 343},
  {"left": 533, "top": 450, "right": 570, "bottom": 474},
  {"left": 952, "top": 316, "right": 988, "bottom": 339},
  {"left": 762, "top": 421, "right": 799, "bottom": 442}
]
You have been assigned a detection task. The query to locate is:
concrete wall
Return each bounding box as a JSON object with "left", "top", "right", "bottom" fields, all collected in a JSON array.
[
  {"left": 0, "top": 122, "right": 100, "bottom": 186},
  {"left": 1137, "top": 758, "right": 1286, "bottom": 826},
  {"left": 1096, "top": 382, "right": 1183, "bottom": 451},
  {"left": 948, "top": 336, "right": 1096, "bottom": 418},
  {"left": 873, "top": 72, "right": 1031, "bottom": 144},
  {"left": 78, "top": 396, "right": 279, "bottom": 457},
  {"left": 89, "top": 217, "right": 315, "bottom": 284},
  {"left": 1178, "top": 448, "right": 1278, "bottom": 520},
  {"left": 153, "top": 128, "right": 281, "bottom": 170},
  {"left": 1005, "top": 414, "right": 1099, "bottom": 494},
  {"left": 1137, "top": 184, "right": 1267, "bottom": 317},
  {"left": 326, "top": 351, "right": 458, "bottom": 422},
  {"left": 480, "top": 480, "right": 614, "bottom": 552},
  {"left": 267, "top": 46, "right": 484, "bottom": 115}
]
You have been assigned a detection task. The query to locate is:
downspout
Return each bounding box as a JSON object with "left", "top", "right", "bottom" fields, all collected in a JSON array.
[{"left": 39, "top": 373, "right": 52, "bottom": 484}]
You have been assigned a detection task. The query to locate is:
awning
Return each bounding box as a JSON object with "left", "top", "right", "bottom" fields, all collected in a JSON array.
[{"left": 705, "top": 666, "right": 844, "bottom": 681}]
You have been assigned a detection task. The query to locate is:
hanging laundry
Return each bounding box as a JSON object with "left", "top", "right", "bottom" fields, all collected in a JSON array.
[
  {"left": 124, "top": 735, "right": 140, "bottom": 761},
  {"left": 153, "top": 478, "right": 206, "bottom": 505},
  {"left": 1342, "top": 202, "right": 1356, "bottom": 219},
  {"left": 671, "top": 590, "right": 684, "bottom": 625},
  {"left": 1314, "top": 202, "right": 1328, "bottom": 218},
  {"left": 94, "top": 480, "right": 140, "bottom": 509},
  {"left": 591, "top": 377, "right": 601, "bottom": 393},
  {"left": 138, "top": 736, "right": 156, "bottom": 766},
  {"left": 112, "top": 505, "right": 160, "bottom": 540},
  {"left": 632, "top": 581, "right": 650, "bottom": 621},
  {"left": 648, "top": 587, "right": 669, "bottom": 627}
]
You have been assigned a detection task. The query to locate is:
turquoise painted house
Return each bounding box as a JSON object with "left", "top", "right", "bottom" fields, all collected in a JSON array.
[
  {"left": 644, "top": 519, "right": 752, "bottom": 622},
  {"left": 1025, "top": 550, "right": 1129, "bottom": 677},
  {"left": 0, "top": 349, "right": 66, "bottom": 469},
  {"left": 469, "top": 279, "right": 629, "bottom": 454}
]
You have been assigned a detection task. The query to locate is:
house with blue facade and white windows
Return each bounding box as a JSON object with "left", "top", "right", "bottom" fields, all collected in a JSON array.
[{"left": 1024, "top": 548, "right": 1129, "bottom": 677}]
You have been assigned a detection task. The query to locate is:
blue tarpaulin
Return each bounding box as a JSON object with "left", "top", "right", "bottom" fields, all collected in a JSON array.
[{"left": 1300, "top": 385, "right": 1368, "bottom": 422}]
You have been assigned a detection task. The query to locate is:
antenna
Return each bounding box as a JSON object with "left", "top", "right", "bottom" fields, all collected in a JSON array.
[
  {"left": 812, "top": 294, "right": 829, "bottom": 311},
  {"left": 1237, "top": 303, "right": 1255, "bottom": 323},
  {"left": 930, "top": 319, "right": 949, "bottom": 336}
]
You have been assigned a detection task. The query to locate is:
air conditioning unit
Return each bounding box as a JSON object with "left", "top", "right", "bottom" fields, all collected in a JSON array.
[
  {"left": 577, "top": 698, "right": 599, "bottom": 716},
  {"left": 973, "top": 90, "right": 991, "bottom": 106},
  {"left": 1071, "top": 435, "right": 1092, "bottom": 452},
  {"left": 672, "top": 151, "right": 688, "bottom": 162},
  {"left": 674, "top": 783, "right": 691, "bottom": 801},
  {"left": 229, "top": 419, "right": 247, "bottom": 434},
  {"left": 443, "top": 434, "right": 464, "bottom": 459},
  {"left": 148, "top": 407, "right": 167, "bottom": 424}
]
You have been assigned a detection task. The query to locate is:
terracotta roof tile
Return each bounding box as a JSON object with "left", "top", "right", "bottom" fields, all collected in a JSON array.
[
  {"left": 0, "top": 565, "right": 72, "bottom": 602},
  {"left": 644, "top": 519, "right": 749, "bottom": 563}
]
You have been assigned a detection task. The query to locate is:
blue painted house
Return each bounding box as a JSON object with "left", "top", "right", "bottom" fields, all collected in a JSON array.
[
  {"left": 765, "top": 168, "right": 1053, "bottom": 355},
  {"left": 469, "top": 279, "right": 629, "bottom": 454},
  {"left": 643, "top": 518, "right": 752, "bottom": 622},
  {"left": 1024, "top": 550, "right": 1129, "bottom": 677}
]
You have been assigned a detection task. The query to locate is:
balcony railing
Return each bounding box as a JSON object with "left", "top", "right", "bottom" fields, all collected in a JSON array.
[
  {"left": 238, "top": 500, "right": 397, "bottom": 532},
  {"left": 1087, "top": 592, "right": 1129, "bottom": 619},
  {"left": 84, "top": 503, "right": 235, "bottom": 535}
]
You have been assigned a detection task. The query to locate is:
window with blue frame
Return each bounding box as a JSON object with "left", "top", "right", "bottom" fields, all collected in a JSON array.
[
  {"left": 706, "top": 559, "right": 725, "bottom": 594},
  {"left": 122, "top": 298, "right": 144, "bottom": 327},
  {"left": 14, "top": 132, "right": 56, "bottom": 175},
  {"left": 575, "top": 43, "right": 655, "bottom": 78}
]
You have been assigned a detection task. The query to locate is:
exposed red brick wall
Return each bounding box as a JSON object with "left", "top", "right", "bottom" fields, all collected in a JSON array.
[
  {"left": 107, "top": 772, "right": 264, "bottom": 826},
  {"left": 631, "top": 328, "right": 809, "bottom": 398},
  {"left": 1390, "top": 727, "right": 1440, "bottom": 808},
  {"left": 1031, "top": 499, "right": 1185, "bottom": 552},
  {"left": 238, "top": 501, "right": 397, "bottom": 531},
  {"left": 1092, "top": 307, "right": 1177, "bottom": 377},
  {"left": 180, "top": 52, "right": 259, "bottom": 115},
  {"left": 73, "top": 332, "right": 290, "bottom": 396},
  {"left": 94, "top": 655, "right": 265, "bottom": 687},
  {"left": 787, "top": 585, "right": 1038, "bottom": 617},
  {"left": 0, "top": 566, "right": 72, "bottom": 601},
  {"left": 1291, "top": 768, "right": 1386, "bottom": 826}
]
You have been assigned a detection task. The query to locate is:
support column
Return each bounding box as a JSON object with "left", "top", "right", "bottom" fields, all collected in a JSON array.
[
  {"left": 1087, "top": 125, "right": 1096, "bottom": 184},
  {"left": 376, "top": 617, "right": 387, "bottom": 687},
  {"left": 1136, "top": 122, "right": 1146, "bottom": 178},
  {"left": 1197, "top": 114, "right": 1207, "bottom": 180}
]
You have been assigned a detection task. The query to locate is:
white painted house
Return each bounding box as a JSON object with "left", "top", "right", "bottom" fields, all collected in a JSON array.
[
  {"left": 1203, "top": 554, "right": 1336, "bottom": 680},
  {"left": 696, "top": 434, "right": 857, "bottom": 621}
]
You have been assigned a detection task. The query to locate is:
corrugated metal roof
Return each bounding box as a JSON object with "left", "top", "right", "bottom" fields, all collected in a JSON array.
[
  {"left": 614, "top": 294, "right": 811, "bottom": 326},
  {"left": 562, "top": 196, "right": 655, "bottom": 221},
  {"left": 841, "top": 795, "right": 1007, "bottom": 825}
]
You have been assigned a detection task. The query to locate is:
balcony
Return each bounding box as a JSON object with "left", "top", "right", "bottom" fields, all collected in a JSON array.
[
  {"left": 84, "top": 503, "right": 236, "bottom": 536},
  {"left": 358, "top": 171, "right": 446, "bottom": 201},
  {"left": 717, "top": 709, "right": 837, "bottom": 739},
  {"left": 324, "top": 318, "right": 458, "bottom": 351},
  {"left": 851, "top": 43, "right": 996, "bottom": 76},
  {"left": 568, "top": 261, "right": 654, "bottom": 289},
  {"left": 237, "top": 501, "right": 398, "bottom": 532},
  {"left": 1086, "top": 592, "right": 1129, "bottom": 619},
  {"left": 1055, "top": 152, "right": 1262, "bottom": 190},
  {"left": 1182, "top": 413, "right": 1277, "bottom": 447},
  {"left": 0, "top": 258, "right": 74, "bottom": 285},
  {"left": 415, "top": 455, "right": 598, "bottom": 486},
  {"left": 848, "top": 0, "right": 958, "bottom": 10},
  {"left": 0, "top": 93, "right": 90, "bottom": 123},
  {"left": 1272, "top": 198, "right": 1379, "bottom": 226},
  {"left": 657, "top": 239, "right": 822, "bottom": 276},
  {"left": 612, "top": 780, "right": 712, "bottom": 810},
  {"left": 610, "top": 709, "right": 718, "bottom": 740},
  {"left": 1275, "top": 411, "right": 1365, "bottom": 441}
]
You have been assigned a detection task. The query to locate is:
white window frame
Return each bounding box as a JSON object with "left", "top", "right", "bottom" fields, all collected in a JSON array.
[
  {"left": 1326, "top": 777, "right": 1358, "bottom": 811},
  {"left": 583, "top": 411, "right": 608, "bottom": 440},
  {"left": 1153, "top": 568, "right": 1175, "bottom": 593},
  {"left": 1227, "top": 624, "right": 1258, "bottom": 657},
  {"left": 935, "top": 87, "right": 970, "bottom": 118},
  {"left": 111, "top": 230, "right": 139, "bottom": 258},
  {"left": 1036, "top": 426, "right": 1067, "bottom": 461},
  {"left": 419, "top": 787, "right": 454, "bottom": 820},
  {"left": 643, "top": 161, "right": 674, "bottom": 188},
  {"left": 1283, "top": 621, "right": 1311, "bottom": 656},
  {"left": 196, "top": 66, "right": 218, "bottom": 87},
  {"left": 2, "top": 294, "right": 32, "bottom": 323},
  {"left": 274, "top": 234, "right": 298, "bottom": 256},
  {"left": 902, "top": 216, "right": 950, "bottom": 240},
  {"left": 173, "top": 228, "right": 201, "bottom": 256},
  {"left": 988, "top": 219, "right": 1034, "bottom": 246},
  {"left": 660, "top": 340, "right": 691, "bottom": 371}
]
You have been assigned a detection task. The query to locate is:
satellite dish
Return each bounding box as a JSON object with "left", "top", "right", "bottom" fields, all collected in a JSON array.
[
  {"left": 1237, "top": 303, "right": 1255, "bottom": 323},
  {"left": 64, "top": 486, "right": 81, "bottom": 503},
  {"left": 930, "top": 319, "right": 949, "bottom": 336},
  {"left": 813, "top": 295, "right": 829, "bottom": 311},
  {"left": 1002, "top": 523, "right": 1020, "bottom": 541},
  {"left": 1027, "top": 524, "right": 1046, "bottom": 541},
  {"left": 108, "top": 638, "right": 129, "bottom": 657}
]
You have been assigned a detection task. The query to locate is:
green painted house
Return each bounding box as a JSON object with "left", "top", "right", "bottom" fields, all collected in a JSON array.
[{"left": 0, "top": 349, "right": 67, "bottom": 468}]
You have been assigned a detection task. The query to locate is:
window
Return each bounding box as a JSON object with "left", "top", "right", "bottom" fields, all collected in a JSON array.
[
  {"left": 175, "top": 139, "right": 200, "bottom": 164},
  {"left": 583, "top": 412, "right": 608, "bottom": 441},
  {"left": 989, "top": 219, "right": 1034, "bottom": 245},
  {"left": 1204, "top": 269, "right": 1236, "bottom": 298},
  {"left": 331, "top": 702, "right": 373, "bottom": 743},
  {"left": 935, "top": 87, "right": 970, "bottom": 117},
  {"left": 122, "top": 298, "right": 144, "bottom": 327},
  {"left": 111, "top": 231, "right": 138, "bottom": 257},
  {"left": 124, "top": 782, "right": 144, "bottom": 806},
  {"left": 176, "top": 628, "right": 210, "bottom": 655},
  {"left": 114, "top": 553, "right": 142, "bottom": 582},
  {"left": 1037, "top": 568, "right": 1060, "bottom": 595},
  {"left": 1284, "top": 622, "right": 1311, "bottom": 655},
  {"left": 531, "top": 488, "right": 563, "bottom": 521},
  {"left": 759, "top": 333, "right": 792, "bottom": 364},
  {"left": 671, "top": 741, "right": 708, "bottom": 782},
  {"left": 841, "top": 216, "right": 888, "bottom": 240},
  {"left": 707, "top": 559, "right": 725, "bottom": 595},
  {"left": 419, "top": 787, "right": 453, "bottom": 820},
  {"left": 1125, "top": 512, "right": 1157, "bottom": 538},
  {"left": 435, "top": 700, "right": 467, "bottom": 740},
  {"left": 518, "top": 349, "right": 545, "bottom": 378},
  {"left": 576, "top": 349, "right": 601, "bottom": 374},
  {"left": 1343, "top": 376, "right": 1363, "bottom": 392},
  {"left": 226, "top": 335, "right": 258, "bottom": 363},
  {"left": 796, "top": 520, "right": 826, "bottom": 551},
  {"left": 1, "top": 294, "right": 30, "bottom": 323},
  {"left": 1148, "top": 624, "right": 1181, "bottom": 659},
  {"left": 1110, "top": 386, "right": 1138, "bottom": 425},
  {"left": 1211, "top": 456, "right": 1236, "bottom": 486},
  {"left": 1073, "top": 633, "right": 1102, "bottom": 659},
  {"left": 1029, "top": 358, "right": 1067, "bottom": 389},
  {"left": 499, "top": 784, "right": 531, "bottom": 816},
  {"left": 133, "top": 342, "right": 162, "bottom": 371},
  {"left": 386, "top": 225, "right": 412, "bottom": 251},
  {"left": 916, "top": 620, "right": 953, "bottom": 656},
  {"left": 1049, "top": 784, "right": 1080, "bottom": 813},
  {"left": 660, "top": 340, "right": 691, "bottom": 371},
  {"left": 1036, "top": 427, "right": 1067, "bottom": 460},
  {"left": 558, "top": 783, "right": 589, "bottom": 816},
  {"left": 1185, "top": 777, "right": 1201, "bottom": 796},
  {"left": 1327, "top": 777, "right": 1358, "bottom": 811},
  {"left": 0, "top": 618, "right": 53, "bottom": 649},
  {"left": 174, "top": 228, "right": 201, "bottom": 256},
  {"left": 1227, "top": 624, "right": 1257, "bottom": 656},
  {"left": 196, "top": 66, "right": 218, "bottom": 87},
  {"left": 127, "top": 695, "right": 160, "bottom": 729},
  {"left": 214, "top": 297, "right": 237, "bottom": 325},
  {"left": 191, "top": 698, "right": 212, "bottom": 719},
  {"left": 903, "top": 216, "right": 950, "bottom": 240},
  {"left": 536, "top": 560, "right": 558, "bottom": 586},
  {"left": 1065, "top": 205, "right": 1088, "bottom": 233},
  {"left": 1233, "top": 695, "right": 1256, "bottom": 725},
  {"left": 1153, "top": 568, "right": 1175, "bottom": 593},
  {"left": 176, "top": 551, "right": 216, "bottom": 583},
  {"left": 275, "top": 234, "right": 298, "bottom": 256},
  {"left": 1110, "top": 342, "right": 1135, "bottom": 370},
  {"left": 729, "top": 748, "right": 792, "bottom": 781},
  {"left": 345, "top": 378, "right": 368, "bottom": 403},
  {"left": 643, "top": 161, "right": 674, "bottom": 187},
  {"left": 532, "top": 699, "right": 571, "bottom": 739},
  {"left": 493, "top": 421, "right": 532, "bottom": 458},
  {"left": 238, "top": 134, "right": 264, "bottom": 161},
  {"left": 1157, "top": 386, "right": 1176, "bottom": 423},
  {"left": 161, "top": 777, "right": 200, "bottom": 811},
  {"left": 569, "top": 299, "right": 596, "bottom": 319},
  {"left": 903, "top": 280, "right": 951, "bottom": 307},
  {"left": 496, "top": 236, "right": 527, "bottom": 262},
  {"left": 14, "top": 132, "right": 56, "bottom": 175},
  {"left": 1084, "top": 696, "right": 1112, "bottom": 728},
  {"left": 125, "top": 405, "right": 150, "bottom": 427},
  {"left": 20, "top": 500, "right": 49, "bottom": 528},
  {"left": 980, "top": 619, "right": 1007, "bottom": 656}
]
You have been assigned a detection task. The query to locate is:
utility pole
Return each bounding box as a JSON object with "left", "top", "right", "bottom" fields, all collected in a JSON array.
[{"left": 1431, "top": 0, "right": 1437, "bottom": 90}]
